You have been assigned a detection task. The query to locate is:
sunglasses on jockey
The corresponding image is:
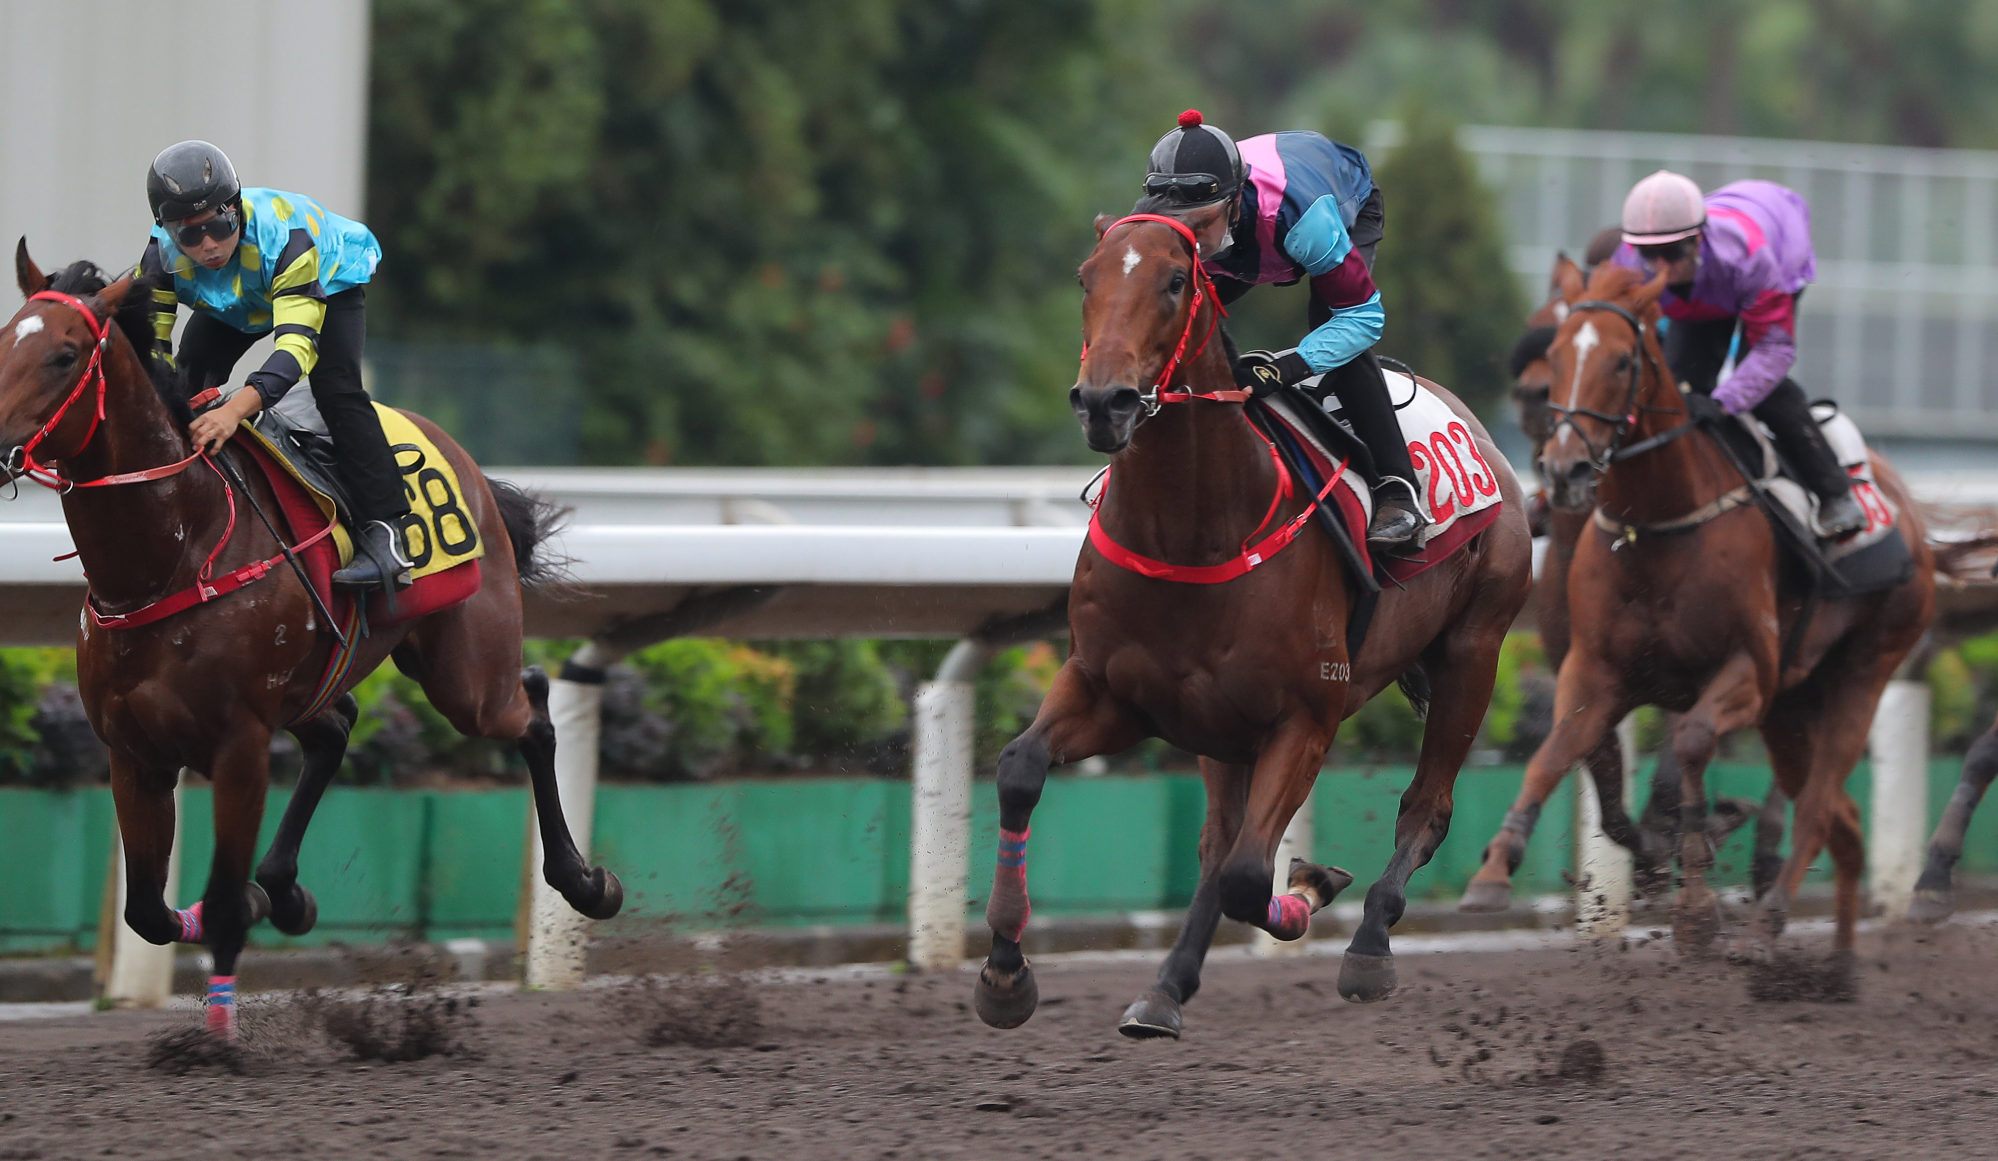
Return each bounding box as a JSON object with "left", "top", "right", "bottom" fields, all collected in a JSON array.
[
  {"left": 1635, "top": 237, "right": 1696, "bottom": 263},
  {"left": 169, "top": 206, "right": 240, "bottom": 248},
  {"left": 1142, "top": 171, "right": 1231, "bottom": 206}
]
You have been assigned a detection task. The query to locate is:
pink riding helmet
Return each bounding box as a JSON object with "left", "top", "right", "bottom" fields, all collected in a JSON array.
[{"left": 1621, "top": 169, "right": 1706, "bottom": 245}]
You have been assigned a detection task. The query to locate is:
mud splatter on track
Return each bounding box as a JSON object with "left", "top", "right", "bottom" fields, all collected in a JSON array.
[{"left": 8, "top": 921, "right": 1998, "bottom": 1159}]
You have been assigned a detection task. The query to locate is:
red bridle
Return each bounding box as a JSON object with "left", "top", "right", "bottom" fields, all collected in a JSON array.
[
  {"left": 6, "top": 290, "right": 203, "bottom": 492},
  {"left": 1081, "top": 214, "right": 1247, "bottom": 411},
  {"left": 1080, "top": 215, "right": 1344, "bottom": 584}
]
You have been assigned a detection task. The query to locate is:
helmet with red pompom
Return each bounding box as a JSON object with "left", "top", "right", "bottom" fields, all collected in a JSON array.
[{"left": 1139, "top": 108, "right": 1243, "bottom": 212}]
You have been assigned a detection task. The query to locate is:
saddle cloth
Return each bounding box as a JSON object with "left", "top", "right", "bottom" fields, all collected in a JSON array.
[
  {"left": 1737, "top": 403, "right": 1912, "bottom": 595},
  {"left": 234, "top": 402, "right": 486, "bottom": 632},
  {"left": 1262, "top": 370, "right": 1508, "bottom": 581}
]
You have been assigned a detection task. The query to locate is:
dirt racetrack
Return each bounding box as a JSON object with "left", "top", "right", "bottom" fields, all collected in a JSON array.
[{"left": 4, "top": 919, "right": 1998, "bottom": 1161}]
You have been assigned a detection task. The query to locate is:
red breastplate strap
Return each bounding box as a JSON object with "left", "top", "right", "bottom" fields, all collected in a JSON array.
[{"left": 1087, "top": 425, "right": 1349, "bottom": 584}]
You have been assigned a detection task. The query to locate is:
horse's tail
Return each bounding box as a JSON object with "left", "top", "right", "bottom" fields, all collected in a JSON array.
[
  {"left": 1917, "top": 500, "right": 1998, "bottom": 582},
  {"left": 485, "top": 475, "right": 577, "bottom": 590},
  {"left": 1397, "top": 664, "right": 1432, "bottom": 721}
]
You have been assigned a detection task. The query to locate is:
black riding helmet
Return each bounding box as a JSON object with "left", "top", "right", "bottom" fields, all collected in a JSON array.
[
  {"left": 1137, "top": 109, "right": 1243, "bottom": 213},
  {"left": 147, "top": 140, "right": 240, "bottom": 223}
]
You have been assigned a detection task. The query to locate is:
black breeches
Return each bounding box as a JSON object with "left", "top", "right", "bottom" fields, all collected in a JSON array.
[
  {"left": 175, "top": 288, "right": 410, "bottom": 524},
  {"left": 1323, "top": 353, "right": 1419, "bottom": 488},
  {"left": 1754, "top": 378, "right": 1852, "bottom": 498}
]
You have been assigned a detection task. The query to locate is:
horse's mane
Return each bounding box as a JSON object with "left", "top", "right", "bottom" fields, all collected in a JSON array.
[
  {"left": 1506, "top": 324, "right": 1558, "bottom": 378},
  {"left": 42, "top": 261, "right": 190, "bottom": 425}
]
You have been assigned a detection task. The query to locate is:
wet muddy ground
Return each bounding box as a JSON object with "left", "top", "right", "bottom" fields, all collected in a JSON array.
[{"left": 3, "top": 920, "right": 1997, "bottom": 1160}]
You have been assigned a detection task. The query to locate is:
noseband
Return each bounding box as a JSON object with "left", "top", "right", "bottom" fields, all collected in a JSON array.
[
  {"left": 1079, "top": 214, "right": 1239, "bottom": 417},
  {"left": 1545, "top": 299, "right": 1691, "bottom": 475}
]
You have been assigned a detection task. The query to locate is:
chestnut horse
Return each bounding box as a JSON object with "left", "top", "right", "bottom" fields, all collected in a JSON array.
[
  {"left": 1462, "top": 262, "right": 1937, "bottom": 970},
  {"left": 1, "top": 244, "right": 621, "bottom": 1037},
  {"left": 1473, "top": 253, "right": 1776, "bottom": 911},
  {"left": 971, "top": 207, "right": 1531, "bottom": 1038}
]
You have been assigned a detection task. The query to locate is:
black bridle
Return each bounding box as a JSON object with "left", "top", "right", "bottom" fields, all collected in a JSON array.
[{"left": 1545, "top": 298, "right": 1696, "bottom": 475}]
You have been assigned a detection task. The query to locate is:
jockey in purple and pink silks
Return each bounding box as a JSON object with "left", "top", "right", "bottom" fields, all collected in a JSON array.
[
  {"left": 1614, "top": 171, "right": 1865, "bottom": 538},
  {"left": 1137, "top": 110, "right": 1426, "bottom": 548}
]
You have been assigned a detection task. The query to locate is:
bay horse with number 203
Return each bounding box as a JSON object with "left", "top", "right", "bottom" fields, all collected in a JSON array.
[
  {"left": 0, "top": 242, "right": 622, "bottom": 1038},
  {"left": 971, "top": 207, "right": 1531, "bottom": 1038}
]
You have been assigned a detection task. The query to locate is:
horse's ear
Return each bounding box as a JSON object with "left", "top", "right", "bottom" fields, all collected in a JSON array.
[
  {"left": 94, "top": 275, "right": 137, "bottom": 317},
  {"left": 15, "top": 238, "right": 47, "bottom": 297},
  {"left": 1631, "top": 267, "right": 1671, "bottom": 314},
  {"left": 1551, "top": 252, "right": 1585, "bottom": 302},
  {"left": 1094, "top": 212, "right": 1118, "bottom": 238}
]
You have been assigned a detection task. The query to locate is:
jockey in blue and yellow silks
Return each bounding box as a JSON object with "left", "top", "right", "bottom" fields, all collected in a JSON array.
[
  {"left": 1137, "top": 111, "right": 1424, "bottom": 548},
  {"left": 138, "top": 140, "right": 413, "bottom": 590}
]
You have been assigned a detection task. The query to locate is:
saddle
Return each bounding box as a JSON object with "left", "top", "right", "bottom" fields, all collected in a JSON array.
[{"left": 1708, "top": 402, "right": 1913, "bottom": 598}]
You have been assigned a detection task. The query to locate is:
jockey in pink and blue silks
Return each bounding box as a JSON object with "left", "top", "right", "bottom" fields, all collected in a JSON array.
[
  {"left": 1137, "top": 110, "right": 1426, "bottom": 548},
  {"left": 1613, "top": 170, "right": 1866, "bottom": 539}
]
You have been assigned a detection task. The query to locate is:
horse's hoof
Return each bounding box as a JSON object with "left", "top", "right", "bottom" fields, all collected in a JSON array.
[
  {"left": 1672, "top": 891, "right": 1722, "bottom": 954},
  {"left": 576, "top": 868, "right": 624, "bottom": 921},
  {"left": 1723, "top": 930, "right": 1775, "bottom": 965},
  {"left": 974, "top": 959, "right": 1039, "bottom": 1029},
  {"left": 1338, "top": 952, "right": 1398, "bottom": 1002},
  {"left": 243, "top": 882, "right": 272, "bottom": 926},
  {"left": 1905, "top": 888, "right": 1954, "bottom": 925},
  {"left": 1458, "top": 879, "right": 1513, "bottom": 913},
  {"left": 1289, "top": 858, "right": 1354, "bottom": 907},
  {"left": 1117, "top": 989, "right": 1183, "bottom": 1040},
  {"left": 270, "top": 885, "right": 318, "bottom": 937}
]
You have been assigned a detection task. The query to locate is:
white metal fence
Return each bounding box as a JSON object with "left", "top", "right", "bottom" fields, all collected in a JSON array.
[{"left": 1373, "top": 123, "right": 1998, "bottom": 440}]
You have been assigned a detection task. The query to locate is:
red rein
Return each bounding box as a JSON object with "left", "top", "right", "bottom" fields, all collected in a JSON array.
[
  {"left": 15, "top": 291, "right": 323, "bottom": 629},
  {"left": 1082, "top": 216, "right": 1339, "bottom": 584}
]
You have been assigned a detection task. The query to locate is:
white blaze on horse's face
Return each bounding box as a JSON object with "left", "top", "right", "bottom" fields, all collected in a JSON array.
[
  {"left": 1122, "top": 246, "right": 1142, "bottom": 276},
  {"left": 1565, "top": 319, "right": 1601, "bottom": 410},
  {"left": 11, "top": 316, "right": 43, "bottom": 344}
]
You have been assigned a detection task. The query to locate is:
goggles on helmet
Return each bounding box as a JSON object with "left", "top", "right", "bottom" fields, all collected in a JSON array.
[{"left": 1142, "top": 172, "right": 1227, "bottom": 206}]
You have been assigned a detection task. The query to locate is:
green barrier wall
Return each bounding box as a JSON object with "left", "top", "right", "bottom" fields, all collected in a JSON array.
[{"left": 0, "top": 759, "right": 1983, "bottom": 955}]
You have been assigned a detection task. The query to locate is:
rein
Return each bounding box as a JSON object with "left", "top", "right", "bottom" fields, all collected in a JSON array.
[
  {"left": 1082, "top": 214, "right": 1338, "bottom": 584},
  {"left": 7, "top": 291, "right": 324, "bottom": 629}
]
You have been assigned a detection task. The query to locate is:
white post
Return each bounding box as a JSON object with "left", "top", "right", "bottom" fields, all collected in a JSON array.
[
  {"left": 1253, "top": 788, "right": 1315, "bottom": 957},
  {"left": 1868, "top": 678, "right": 1931, "bottom": 921},
  {"left": 1575, "top": 716, "right": 1636, "bottom": 941},
  {"left": 524, "top": 642, "right": 612, "bottom": 990},
  {"left": 104, "top": 774, "right": 184, "bottom": 1008},
  {"left": 907, "top": 639, "right": 986, "bottom": 972}
]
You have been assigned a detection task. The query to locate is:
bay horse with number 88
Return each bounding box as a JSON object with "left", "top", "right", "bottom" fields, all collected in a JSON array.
[
  {"left": 971, "top": 205, "right": 1531, "bottom": 1038},
  {"left": 0, "top": 242, "right": 622, "bottom": 1038}
]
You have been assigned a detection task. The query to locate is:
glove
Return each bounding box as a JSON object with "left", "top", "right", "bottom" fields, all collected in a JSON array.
[
  {"left": 1234, "top": 348, "right": 1314, "bottom": 395},
  {"left": 1681, "top": 391, "right": 1729, "bottom": 425}
]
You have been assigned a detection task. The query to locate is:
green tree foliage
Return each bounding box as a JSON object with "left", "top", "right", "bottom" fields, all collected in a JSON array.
[
  {"left": 1370, "top": 106, "right": 1523, "bottom": 413},
  {"left": 369, "top": 0, "right": 1161, "bottom": 468}
]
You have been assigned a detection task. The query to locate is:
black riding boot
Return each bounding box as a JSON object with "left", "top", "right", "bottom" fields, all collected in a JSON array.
[
  {"left": 1326, "top": 352, "right": 1426, "bottom": 548},
  {"left": 1751, "top": 379, "right": 1864, "bottom": 539}
]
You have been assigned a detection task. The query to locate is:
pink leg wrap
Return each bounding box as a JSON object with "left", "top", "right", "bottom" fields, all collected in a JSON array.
[
  {"left": 175, "top": 902, "right": 203, "bottom": 943},
  {"left": 205, "top": 975, "right": 237, "bottom": 1039},
  {"left": 1264, "top": 892, "right": 1312, "bottom": 941},
  {"left": 985, "top": 828, "right": 1032, "bottom": 943}
]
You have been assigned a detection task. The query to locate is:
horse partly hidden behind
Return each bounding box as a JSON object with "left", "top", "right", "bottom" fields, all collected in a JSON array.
[
  {"left": 1461, "top": 261, "right": 1980, "bottom": 980},
  {"left": 970, "top": 207, "right": 1532, "bottom": 1039},
  {"left": 0, "top": 242, "right": 622, "bottom": 1038}
]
